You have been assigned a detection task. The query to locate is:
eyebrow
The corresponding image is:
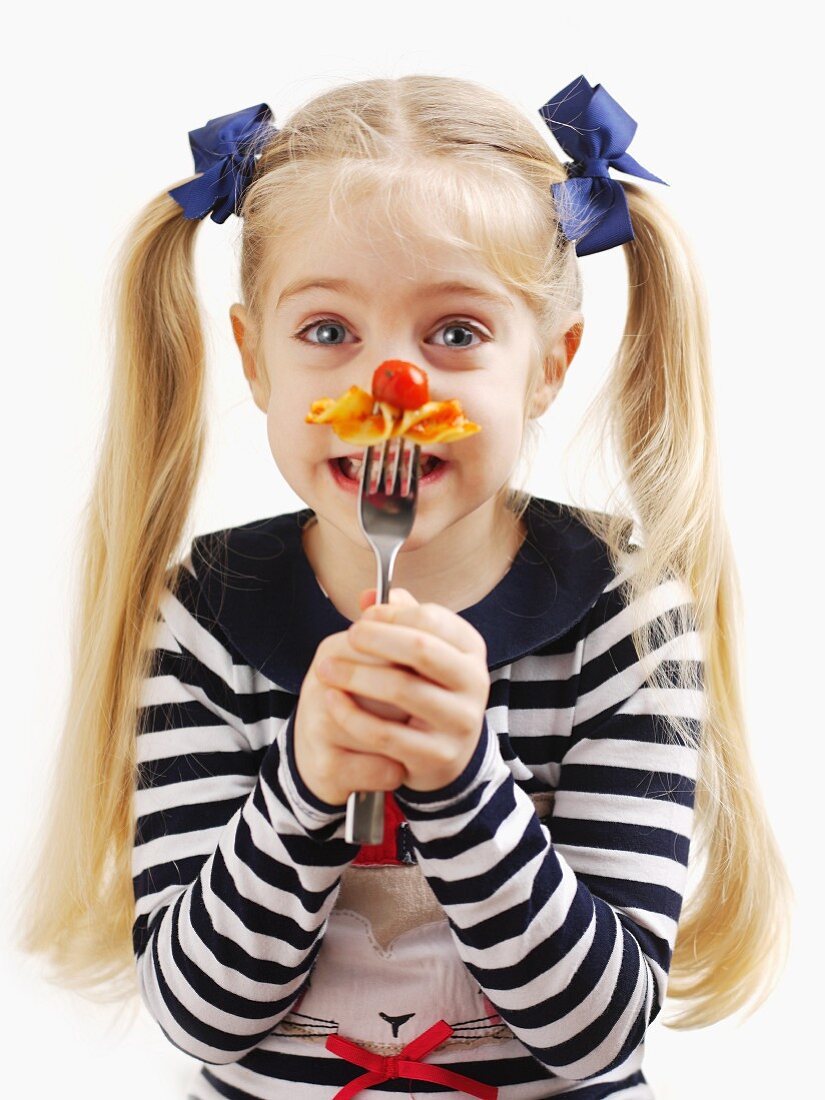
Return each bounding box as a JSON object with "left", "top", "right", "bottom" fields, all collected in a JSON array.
[{"left": 275, "top": 277, "right": 514, "bottom": 311}]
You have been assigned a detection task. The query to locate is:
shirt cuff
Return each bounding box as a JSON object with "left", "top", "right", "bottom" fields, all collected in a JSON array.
[
  {"left": 393, "top": 714, "right": 498, "bottom": 813},
  {"left": 277, "top": 707, "right": 352, "bottom": 831}
]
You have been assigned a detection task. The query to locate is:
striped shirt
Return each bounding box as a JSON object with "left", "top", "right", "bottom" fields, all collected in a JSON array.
[{"left": 132, "top": 495, "right": 704, "bottom": 1099}]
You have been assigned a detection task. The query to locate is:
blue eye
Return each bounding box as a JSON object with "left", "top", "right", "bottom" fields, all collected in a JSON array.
[
  {"left": 432, "top": 321, "right": 486, "bottom": 348},
  {"left": 292, "top": 317, "right": 488, "bottom": 348},
  {"left": 294, "top": 318, "right": 353, "bottom": 345}
]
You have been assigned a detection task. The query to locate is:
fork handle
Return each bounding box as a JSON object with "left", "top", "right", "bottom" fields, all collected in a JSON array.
[
  {"left": 345, "top": 692, "right": 406, "bottom": 842},
  {"left": 344, "top": 565, "right": 402, "bottom": 844},
  {"left": 345, "top": 788, "right": 386, "bottom": 845}
]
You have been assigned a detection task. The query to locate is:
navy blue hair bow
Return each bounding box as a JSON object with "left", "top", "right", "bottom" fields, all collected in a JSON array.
[
  {"left": 168, "top": 103, "right": 275, "bottom": 223},
  {"left": 538, "top": 75, "right": 667, "bottom": 256}
]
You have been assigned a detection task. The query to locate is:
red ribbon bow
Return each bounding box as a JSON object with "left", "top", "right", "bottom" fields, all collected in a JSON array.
[{"left": 326, "top": 1019, "right": 498, "bottom": 1098}]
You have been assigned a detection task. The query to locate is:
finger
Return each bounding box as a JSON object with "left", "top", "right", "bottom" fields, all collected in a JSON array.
[
  {"left": 336, "top": 744, "right": 408, "bottom": 793},
  {"left": 346, "top": 619, "right": 476, "bottom": 694},
  {"left": 363, "top": 600, "right": 486, "bottom": 660},
  {"left": 321, "top": 655, "right": 466, "bottom": 730},
  {"left": 359, "top": 587, "right": 419, "bottom": 613},
  {"left": 326, "top": 687, "right": 458, "bottom": 770},
  {"left": 387, "top": 587, "right": 418, "bottom": 606},
  {"left": 359, "top": 588, "right": 376, "bottom": 612}
]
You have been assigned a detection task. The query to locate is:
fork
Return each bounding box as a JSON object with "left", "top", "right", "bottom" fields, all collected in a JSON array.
[{"left": 344, "top": 430, "right": 421, "bottom": 845}]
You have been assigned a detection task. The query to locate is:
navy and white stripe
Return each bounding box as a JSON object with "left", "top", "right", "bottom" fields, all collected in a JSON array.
[{"left": 132, "top": 496, "right": 703, "bottom": 1098}]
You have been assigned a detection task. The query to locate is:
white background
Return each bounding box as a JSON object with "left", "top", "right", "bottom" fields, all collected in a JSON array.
[{"left": 3, "top": 2, "right": 821, "bottom": 1096}]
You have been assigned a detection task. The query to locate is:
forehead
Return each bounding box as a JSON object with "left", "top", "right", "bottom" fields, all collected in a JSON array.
[
  {"left": 275, "top": 275, "right": 515, "bottom": 313},
  {"left": 266, "top": 195, "right": 516, "bottom": 311}
]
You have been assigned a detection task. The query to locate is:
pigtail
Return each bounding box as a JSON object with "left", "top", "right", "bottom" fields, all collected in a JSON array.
[
  {"left": 14, "top": 190, "right": 207, "bottom": 1000},
  {"left": 566, "top": 180, "right": 794, "bottom": 1027}
]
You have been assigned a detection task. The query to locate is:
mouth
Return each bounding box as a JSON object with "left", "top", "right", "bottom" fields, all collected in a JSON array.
[
  {"left": 328, "top": 451, "right": 449, "bottom": 489},
  {"left": 335, "top": 452, "right": 444, "bottom": 480}
]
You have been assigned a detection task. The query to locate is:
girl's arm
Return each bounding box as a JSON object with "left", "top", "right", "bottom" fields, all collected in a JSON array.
[
  {"left": 393, "top": 572, "right": 703, "bottom": 1083},
  {"left": 132, "top": 557, "right": 360, "bottom": 1065}
]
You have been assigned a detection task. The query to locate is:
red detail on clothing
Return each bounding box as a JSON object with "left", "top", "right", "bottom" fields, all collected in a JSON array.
[
  {"left": 351, "top": 792, "right": 407, "bottom": 866},
  {"left": 326, "top": 1018, "right": 498, "bottom": 1098}
]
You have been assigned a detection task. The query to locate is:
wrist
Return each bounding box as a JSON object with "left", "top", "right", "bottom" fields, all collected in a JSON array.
[
  {"left": 394, "top": 716, "right": 494, "bottom": 811},
  {"left": 279, "top": 710, "right": 352, "bottom": 828}
]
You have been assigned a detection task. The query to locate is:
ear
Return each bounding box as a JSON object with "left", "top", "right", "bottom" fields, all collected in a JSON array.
[
  {"left": 229, "top": 303, "right": 270, "bottom": 412},
  {"left": 527, "top": 313, "right": 584, "bottom": 419}
]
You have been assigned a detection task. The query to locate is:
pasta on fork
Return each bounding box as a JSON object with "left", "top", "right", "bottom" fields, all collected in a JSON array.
[{"left": 304, "top": 359, "right": 481, "bottom": 448}]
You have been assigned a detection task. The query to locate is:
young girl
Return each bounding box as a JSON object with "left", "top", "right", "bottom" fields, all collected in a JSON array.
[{"left": 17, "top": 74, "right": 792, "bottom": 1099}]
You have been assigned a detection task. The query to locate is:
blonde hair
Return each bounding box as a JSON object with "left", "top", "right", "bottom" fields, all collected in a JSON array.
[{"left": 15, "top": 74, "right": 792, "bottom": 1028}]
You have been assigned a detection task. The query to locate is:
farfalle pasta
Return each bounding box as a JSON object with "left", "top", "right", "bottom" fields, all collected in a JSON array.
[{"left": 304, "top": 359, "right": 481, "bottom": 446}]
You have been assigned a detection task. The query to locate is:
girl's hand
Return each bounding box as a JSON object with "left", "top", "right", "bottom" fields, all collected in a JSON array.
[
  {"left": 315, "top": 587, "right": 490, "bottom": 794},
  {"left": 293, "top": 622, "right": 411, "bottom": 808}
]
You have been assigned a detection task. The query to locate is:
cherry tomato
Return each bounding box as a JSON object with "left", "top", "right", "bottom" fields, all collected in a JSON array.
[{"left": 371, "top": 360, "right": 430, "bottom": 410}]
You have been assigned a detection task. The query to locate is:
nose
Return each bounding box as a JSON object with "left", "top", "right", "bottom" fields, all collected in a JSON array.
[{"left": 358, "top": 347, "right": 428, "bottom": 390}]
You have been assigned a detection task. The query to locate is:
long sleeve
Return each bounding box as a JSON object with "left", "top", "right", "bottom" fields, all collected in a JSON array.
[
  {"left": 132, "top": 562, "right": 361, "bottom": 1065},
  {"left": 392, "top": 571, "right": 704, "bottom": 1083}
]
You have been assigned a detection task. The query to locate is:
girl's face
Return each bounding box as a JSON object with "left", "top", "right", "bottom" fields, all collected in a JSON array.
[{"left": 231, "top": 203, "right": 576, "bottom": 554}]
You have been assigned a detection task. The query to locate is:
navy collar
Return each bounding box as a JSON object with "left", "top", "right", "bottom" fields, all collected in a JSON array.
[{"left": 190, "top": 495, "right": 621, "bottom": 694}]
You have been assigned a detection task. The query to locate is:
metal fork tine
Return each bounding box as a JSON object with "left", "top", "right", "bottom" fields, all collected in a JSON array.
[
  {"left": 365, "top": 436, "right": 414, "bottom": 497},
  {"left": 400, "top": 438, "right": 417, "bottom": 496},
  {"left": 384, "top": 437, "right": 402, "bottom": 494},
  {"left": 375, "top": 437, "right": 390, "bottom": 495},
  {"left": 363, "top": 440, "right": 381, "bottom": 496},
  {"left": 375, "top": 438, "right": 388, "bottom": 494}
]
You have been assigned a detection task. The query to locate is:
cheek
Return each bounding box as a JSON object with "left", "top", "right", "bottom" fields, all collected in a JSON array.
[
  {"left": 464, "top": 397, "right": 525, "bottom": 460},
  {"left": 265, "top": 408, "right": 281, "bottom": 461},
  {"left": 447, "top": 423, "right": 523, "bottom": 488},
  {"left": 265, "top": 388, "right": 296, "bottom": 459},
  {"left": 265, "top": 387, "right": 329, "bottom": 466}
]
